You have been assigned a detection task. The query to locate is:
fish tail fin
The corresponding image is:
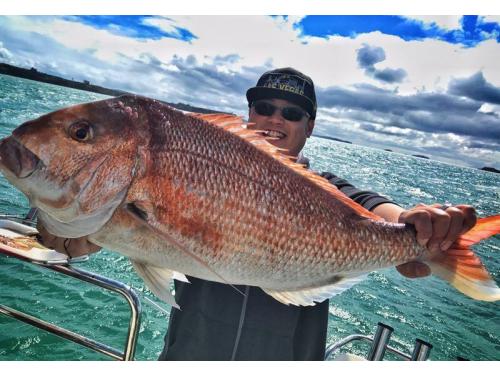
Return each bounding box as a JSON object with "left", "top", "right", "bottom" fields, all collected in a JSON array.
[{"left": 426, "top": 215, "right": 500, "bottom": 302}]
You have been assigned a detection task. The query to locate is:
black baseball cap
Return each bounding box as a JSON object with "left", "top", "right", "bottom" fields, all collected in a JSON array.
[{"left": 246, "top": 67, "right": 317, "bottom": 119}]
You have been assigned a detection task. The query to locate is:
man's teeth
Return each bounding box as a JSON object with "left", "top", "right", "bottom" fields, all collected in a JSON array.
[{"left": 264, "top": 130, "right": 285, "bottom": 139}]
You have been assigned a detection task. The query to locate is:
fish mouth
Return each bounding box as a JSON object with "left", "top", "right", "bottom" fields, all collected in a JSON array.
[
  {"left": 262, "top": 129, "right": 286, "bottom": 140},
  {"left": 0, "top": 136, "right": 42, "bottom": 179}
]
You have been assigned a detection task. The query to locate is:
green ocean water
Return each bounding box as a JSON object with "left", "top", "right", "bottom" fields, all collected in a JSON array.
[{"left": 0, "top": 74, "right": 498, "bottom": 361}]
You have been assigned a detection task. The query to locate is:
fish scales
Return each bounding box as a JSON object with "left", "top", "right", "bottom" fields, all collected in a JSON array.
[
  {"left": 112, "top": 99, "right": 423, "bottom": 285},
  {"left": 0, "top": 95, "right": 498, "bottom": 306}
]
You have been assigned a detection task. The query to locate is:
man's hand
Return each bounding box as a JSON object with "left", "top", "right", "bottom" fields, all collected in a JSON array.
[
  {"left": 395, "top": 203, "right": 477, "bottom": 278},
  {"left": 36, "top": 221, "right": 102, "bottom": 258}
]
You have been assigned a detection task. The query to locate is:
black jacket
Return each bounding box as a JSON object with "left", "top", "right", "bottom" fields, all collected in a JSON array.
[{"left": 158, "top": 172, "right": 394, "bottom": 360}]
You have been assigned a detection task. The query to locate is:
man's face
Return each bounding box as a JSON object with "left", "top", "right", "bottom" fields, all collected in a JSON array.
[{"left": 248, "top": 98, "right": 315, "bottom": 157}]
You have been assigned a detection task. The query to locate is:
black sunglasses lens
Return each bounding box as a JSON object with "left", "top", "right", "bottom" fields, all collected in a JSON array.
[
  {"left": 254, "top": 102, "right": 276, "bottom": 116},
  {"left": 282, "top": 107, "right": 305, "bottom": 122},
  {"left": 253, "top": 101, "right": 307, "bottom": 121}
]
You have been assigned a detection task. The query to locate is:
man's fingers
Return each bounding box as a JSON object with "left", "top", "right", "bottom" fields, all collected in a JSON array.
[
  {"left": 66, "top": 237, "right": 101, "bottom": 257},
  {"left": 37, "top": 221, "right": 69, "bottom": 254},
  {"left": 396, "top": 262, "right": 431, "bottom": 278},
  {"left": 58, "top": 238, "right": 102, "bottom": 258},
  {"left": 36, "top": 222, "right": 57, "bottom": 248},
  {"left": 456, "top": 205, "right": 477, "bottom": 234},
  {"left": 36, "top": 221, "right": 101, "bottom": 257},
  {"left": 399, "top": 209, "right": 432, "bottom": 247},
  {"left": 70, "top": 239, "right": 101, "bottom": 257},
  {"left": 425, "top": 207, "right": 451, "bottom": 252},
  {"left": 400, "top": 204, "right": 478, "bottom": 252},
  {"left": 440, "top": 207, "right": 464, "bottom": 250}
]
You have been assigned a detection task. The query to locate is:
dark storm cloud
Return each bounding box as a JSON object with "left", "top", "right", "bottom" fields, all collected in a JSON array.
[
  {"left": 356, "top": 45, "right": 407, "bottom": 84},
  {"left": 163, "top": 55, "right": 255, "bottom": 107},
  {"left": 358, "top": 123, "right": 377, "bottom": 132},
  {"left": 105, "top": 52, "right": 259, "bottom": 112},
  {"left": 318, "top": 84, "right": 500, "bottom": 140},
  {"left": 357, "top": 45, "right": 385, "bottom": 68},
  {"left": 466, "top": 140, "right": 500, "bottom": 152},
  {"left": 373, "top": 68, "right": 407, "bottom": 84},
  {"left": 358, "top": 122, "right": 416, "bottom": 138},
  {"left": 319, "top": 84, "right": 481, "bottom": 115},
  {"left": 402, "top": 110, "right": 500, "bottom": 139},
  {"left": 448, "top": 72, "right": 500, "bottom": 105}
]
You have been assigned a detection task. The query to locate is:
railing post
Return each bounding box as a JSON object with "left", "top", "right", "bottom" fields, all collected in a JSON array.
[
  {"left": 22, "top": 207, "right": 38, "bottom": 225},
  {"left": 411, "top": 339, "right": 433, "bottom": 361},
  {"left": 366, "top": 322, "right": 394, "bottom": 360}
]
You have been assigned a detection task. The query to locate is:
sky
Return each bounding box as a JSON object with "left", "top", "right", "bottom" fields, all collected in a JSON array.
[{"left": 0, "top": 13, "right": 499, "bottom": 169}]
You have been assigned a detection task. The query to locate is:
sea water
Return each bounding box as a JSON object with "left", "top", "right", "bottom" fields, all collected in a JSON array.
[{"left": 0, "top": 74, "right": 498, "bottom": 360}]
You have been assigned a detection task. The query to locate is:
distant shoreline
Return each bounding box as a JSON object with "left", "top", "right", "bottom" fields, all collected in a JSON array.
[
  {"left": 0, "top": 62, "right": 128, "bottom": 97},
  {"left": 314, "top": 134, "right": 352, "bottom": 144},
  {"left": 0, "top": 63, "right": 222, "bottom": 114}
]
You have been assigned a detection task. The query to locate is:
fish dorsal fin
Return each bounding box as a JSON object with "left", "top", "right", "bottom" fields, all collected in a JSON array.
[
  {"left": 262, "top": 273, "right": 368, "bottom": 306},
  {"left": 190, "top": 113, "right": 246, "bottom": 128},
  {"left": 131, "top": 260, "right": 189, "bottom": 309},
  {"left": 189, "top": 113, "right": 381, "bottom": 221}
]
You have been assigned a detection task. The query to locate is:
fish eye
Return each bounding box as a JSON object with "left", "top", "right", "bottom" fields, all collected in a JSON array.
[{"left": 68, "top": 121, "right": 94, "bottom": 142}]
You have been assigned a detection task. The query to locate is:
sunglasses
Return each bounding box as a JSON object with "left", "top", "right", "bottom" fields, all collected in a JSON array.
[{"left": 252, "top": 101, "right": 310, "bottom": 122}]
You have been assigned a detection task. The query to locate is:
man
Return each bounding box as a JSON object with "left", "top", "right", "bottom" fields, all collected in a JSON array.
[{"left": 38, "top": 67, "right": 477, "bottom": 360}]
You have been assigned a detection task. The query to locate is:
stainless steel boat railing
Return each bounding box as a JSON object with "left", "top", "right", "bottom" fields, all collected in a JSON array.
[
  {"left": 324, "top": 322, "right": 433, "bottom": 361},
  {"left": 0, "top": 210, "right": 142, "bottom": 361}
]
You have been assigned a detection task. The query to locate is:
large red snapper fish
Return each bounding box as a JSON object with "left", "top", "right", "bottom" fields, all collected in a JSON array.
[{"left": 0, "top": 95, "right": 498, "bottom": 308}]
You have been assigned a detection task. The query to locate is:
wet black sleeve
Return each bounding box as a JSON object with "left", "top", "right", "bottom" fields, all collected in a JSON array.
[{"left": 320, "top": 171, "right": 398, "bottom": 211}]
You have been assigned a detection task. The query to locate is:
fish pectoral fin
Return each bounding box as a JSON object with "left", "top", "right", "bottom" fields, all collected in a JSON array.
[
  {"left": 131, "top": 260, "right": 189, "bottom": 309},
  {"left": 262, "top": 274, "right": 368, "bottom": 306}
]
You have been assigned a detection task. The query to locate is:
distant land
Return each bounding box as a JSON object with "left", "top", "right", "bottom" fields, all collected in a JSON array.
[
  {"left": 0, "top": 63, "right": 222, "bottom": 114},
  {"left": 313, "top": 134, "right": 352, "bottom": 144},
  {"left": 480, "top": 167, "right": 500, "bottom": 174}
]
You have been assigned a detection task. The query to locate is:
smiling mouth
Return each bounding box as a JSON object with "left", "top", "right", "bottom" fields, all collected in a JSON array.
[{"left": 262, "top": 130, "right": 286, "bottom": 140}]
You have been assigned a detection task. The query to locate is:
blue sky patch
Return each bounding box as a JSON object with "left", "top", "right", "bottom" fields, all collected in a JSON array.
[
  {"left": 63, "top": 15, "right": 197, "bottom": 42},
  {"left": 297, "top": 16, "right": 500, "bottom": 47}
]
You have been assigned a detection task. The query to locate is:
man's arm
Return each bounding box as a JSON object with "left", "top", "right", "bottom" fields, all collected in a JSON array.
[{"left": 320, "top": 172, "right": 477, "bottom": 278}]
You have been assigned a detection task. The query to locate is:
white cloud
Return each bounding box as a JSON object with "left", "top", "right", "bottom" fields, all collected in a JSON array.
[
  {"left": 0, "top": 42, "right": 14, "bottom": 62},
  {"left": 481, "top": 16, "right": 500, "bottom": 24},
  {"left": 142, "top": 17, "right": 188, "bottom": 39},
  {"left": 478, "top": 103, "right": 500, "bottom": 115},
  {"left": 404, "top": 16, "right": 463, "bottom": 30}
]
